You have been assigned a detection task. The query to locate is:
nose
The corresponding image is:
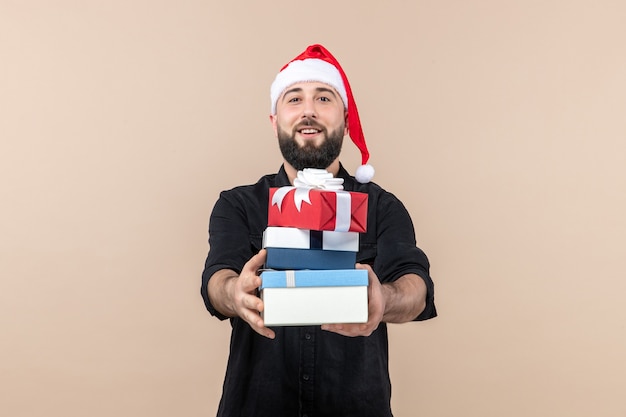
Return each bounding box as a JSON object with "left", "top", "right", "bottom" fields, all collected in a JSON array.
[{"left": 302, "top": 98, "right": 317, "bottom": 118}]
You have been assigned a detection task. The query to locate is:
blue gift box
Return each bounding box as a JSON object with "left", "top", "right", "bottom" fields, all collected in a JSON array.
[
  {"left": 265, "top": 247, "right": 356, "bottom": 270},
  {"left": 260, "top": 269, "right": 369, "bottom": 326}
]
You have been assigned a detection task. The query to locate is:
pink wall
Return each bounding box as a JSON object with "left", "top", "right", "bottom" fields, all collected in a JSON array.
[{"left": 2, "top": 1, "right": 625, "bottom": 416}]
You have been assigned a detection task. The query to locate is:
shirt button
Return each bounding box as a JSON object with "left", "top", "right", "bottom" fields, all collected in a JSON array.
[
  {"left": 305, "top": 333, "right": 311, "bottom": 340},
  {"left": 302, "top": 374, "right": 310, "bottom": 381}
]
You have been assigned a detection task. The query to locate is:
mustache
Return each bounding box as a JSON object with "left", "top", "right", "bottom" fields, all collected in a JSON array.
[{"left": 294, "top": 118, "right": 326, "bottom": 131}]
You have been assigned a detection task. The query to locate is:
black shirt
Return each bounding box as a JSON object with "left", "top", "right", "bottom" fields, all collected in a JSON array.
[{"left": 201, "top": 164, "right": 436, "bottom": 417}]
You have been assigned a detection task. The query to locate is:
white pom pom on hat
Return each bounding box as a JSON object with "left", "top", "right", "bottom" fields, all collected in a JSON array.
[
  {"left": 270, "top": 44, "right": 374, "bottom": 183},
  {"left": 355, "top": 163, "right": 375, "bottom": 184}
]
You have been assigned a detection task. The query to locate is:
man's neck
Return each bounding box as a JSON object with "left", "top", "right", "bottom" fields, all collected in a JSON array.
[{"left": 283, "top": 160, "right": 340, "bottom": 185}]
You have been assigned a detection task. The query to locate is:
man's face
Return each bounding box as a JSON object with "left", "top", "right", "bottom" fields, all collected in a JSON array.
[{"left": 271, "top": 82, "right": 348, "bottom": 170}]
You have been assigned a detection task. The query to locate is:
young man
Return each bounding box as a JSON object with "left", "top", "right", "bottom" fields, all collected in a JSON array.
[{"left": 201, "top": 44, "right": 436, "bottom": 417}]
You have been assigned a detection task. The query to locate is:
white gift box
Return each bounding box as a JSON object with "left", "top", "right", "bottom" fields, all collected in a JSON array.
[
  {"left": 260, "top": 269, "right": 369, "bottom": 326},
  {"left": 262, "top": 226, "right": 359, "bottom": 252}
]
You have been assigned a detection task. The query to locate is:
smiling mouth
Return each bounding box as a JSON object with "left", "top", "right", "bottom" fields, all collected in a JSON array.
[{"left": 299, "top": 128, "right": 321, "bottom": 135}]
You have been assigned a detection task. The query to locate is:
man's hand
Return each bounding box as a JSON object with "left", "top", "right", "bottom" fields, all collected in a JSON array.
[
  {"left": 321, "top": 264, "right": 427, "bottom": 337},
  {"left": 321, "top": 263, "right": 385, "bottom": 337},
  {"left": 207, "top": 250, "right": 276, "bottom": 339}
]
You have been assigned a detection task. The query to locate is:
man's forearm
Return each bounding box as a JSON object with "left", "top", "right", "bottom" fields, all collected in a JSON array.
[
  {"left": 207, "top": 269, "right": 239, "bottom": 318},
  {"left": 381, "top": 274, "right": 427, "bottom": 323}
]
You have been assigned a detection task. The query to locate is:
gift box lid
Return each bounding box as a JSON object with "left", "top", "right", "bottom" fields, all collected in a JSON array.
[
  {"left": 265, "top": 247, "right": 357, "bottom": 271},
  {"left": 260, "top": 269, "right": 368, "bottom": 289},
  {"left": 268, "top": 187, "right": 368, "bottom": 233},
  {"left": 263, "top": 226, "right": 359, "bottom": 252}
]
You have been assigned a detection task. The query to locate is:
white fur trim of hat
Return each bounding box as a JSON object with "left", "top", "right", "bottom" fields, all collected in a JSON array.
[{"left": 270, "top": 59, "right": 348, "bottom": 115}]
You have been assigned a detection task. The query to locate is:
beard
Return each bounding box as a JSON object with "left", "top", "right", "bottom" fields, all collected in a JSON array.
[{"left": 277, "top": 118, "right": 344, "bottom": 171}]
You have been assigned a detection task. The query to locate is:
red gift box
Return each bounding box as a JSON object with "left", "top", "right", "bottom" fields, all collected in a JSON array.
[{"left": 268, "top": 187, "right": 368, "bottom": 232}]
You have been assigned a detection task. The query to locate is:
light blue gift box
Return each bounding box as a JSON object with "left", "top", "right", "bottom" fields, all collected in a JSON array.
[{"left": 260, "top": 269, "right": 368, "bottom": 326}]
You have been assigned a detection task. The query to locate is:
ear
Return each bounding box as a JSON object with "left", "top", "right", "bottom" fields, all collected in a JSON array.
[
  {"left": 269, "top": 114, "right": 278, "bottom": 137},
  {"left": 344, "top": 111, "right": 349, "bottom": 136}
]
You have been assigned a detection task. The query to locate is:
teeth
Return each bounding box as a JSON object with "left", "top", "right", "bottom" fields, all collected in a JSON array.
[{"left": 301, "top": 129, "right": 319, "bottom": 134}]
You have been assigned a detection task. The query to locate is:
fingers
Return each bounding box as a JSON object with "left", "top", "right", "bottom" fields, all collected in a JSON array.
[
  {"left": 323, "top": 316, "right": 379, "bottom": 337},
  {"left": 238, "top": 249, "right": 267, "bottom": 292},
  {"left": 237, "top": 250, "right": 275, "bottom": 339},
  {"left": 238, "top": 273, "right": 261, "bottom": 294},
  {"left": 247, "top": 249, "right": 267, "bottom": 273},
  {"left": 323, "top": 264, "right": 382, "bottom": 337},
  {"left": 250, "top": 320, "right": 276, "bottom": 339},
  {"left": 356, "top": 262, "right": 384, "bottom": 318},
  {"left": 356, "top": 263, "right": 378, "bottom": 287},
  {"left": 233, "top": 289, "right": 275, "bottom": 339},
  {"left": 321, "top": 322, "right": 377, "bottom": 337},
  {"left": 355, "top": 262, "right": 370, "bottom": 271},
  {"left": 239, "top": 249, "right": 267, "bottom": 294},
  {"left": 241, "top": 295, "right": 275, "bottom": 339}
]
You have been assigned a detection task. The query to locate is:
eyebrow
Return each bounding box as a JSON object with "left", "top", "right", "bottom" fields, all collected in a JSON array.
[{"left": 281, "top": 86, "right": 339, "bottom": 100}]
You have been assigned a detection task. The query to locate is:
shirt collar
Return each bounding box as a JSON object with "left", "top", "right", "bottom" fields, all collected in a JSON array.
[{"left": 274, "top": 163, "right": 357, "bottom": 190}]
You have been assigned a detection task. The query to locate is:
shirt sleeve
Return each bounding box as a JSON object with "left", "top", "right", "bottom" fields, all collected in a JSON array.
[
  {"left": 372, "top": 191, "right": 437, "bottom": 321},
  {"left": 200, "top": 190, "right": 257, "bottom": 320}
]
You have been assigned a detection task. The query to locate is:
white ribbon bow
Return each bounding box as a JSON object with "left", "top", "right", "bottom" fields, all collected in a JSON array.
[
  {"left": 272, "top": 168, "right": 344, "bottom": 211},
  {"left": 294, "top": 169, "right": 344, "bottom": 190}
]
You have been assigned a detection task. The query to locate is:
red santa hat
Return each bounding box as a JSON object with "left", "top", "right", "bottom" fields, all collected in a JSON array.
[{"left": 270, "top": 44, "right": 375, "bottom": 183}]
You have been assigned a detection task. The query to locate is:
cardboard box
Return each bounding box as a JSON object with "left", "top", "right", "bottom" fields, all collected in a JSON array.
[
  {"left": 263, "top": 226, "right": 359, "bottom": 252},
  {"left": 265, "top": 247, "right": 356, "bottom": 270},
  {"left": 260, "top": 269, "right": 369, "bottom": 326},
  {"left": 268, "top": 187, "right": 368, "bottom": 232}
]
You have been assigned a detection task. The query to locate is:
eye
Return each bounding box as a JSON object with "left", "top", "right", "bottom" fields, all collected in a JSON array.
[
  {"left": 287, "top": 96, "right": 301, "bottom": 103},
  {"left": 318, "top": 96, "right": 331, "bottom": 102}
]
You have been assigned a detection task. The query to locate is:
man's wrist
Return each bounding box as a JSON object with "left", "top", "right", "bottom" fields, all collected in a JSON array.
[
  {"left": 209, "top": 270, "right": 239, "bottom": 317},
  {"left": 379, "top": 282, "right": 395, "bottom": 321}
]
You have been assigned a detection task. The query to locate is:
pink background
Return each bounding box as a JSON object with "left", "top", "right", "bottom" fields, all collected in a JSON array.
[{"left": 2, "top": 1, "right": 625, "bottom": 416}]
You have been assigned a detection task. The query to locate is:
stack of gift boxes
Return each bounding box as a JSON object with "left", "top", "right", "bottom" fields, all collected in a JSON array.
[{"left": 259, "top": 170, "right": 370, "bottom": 326}]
